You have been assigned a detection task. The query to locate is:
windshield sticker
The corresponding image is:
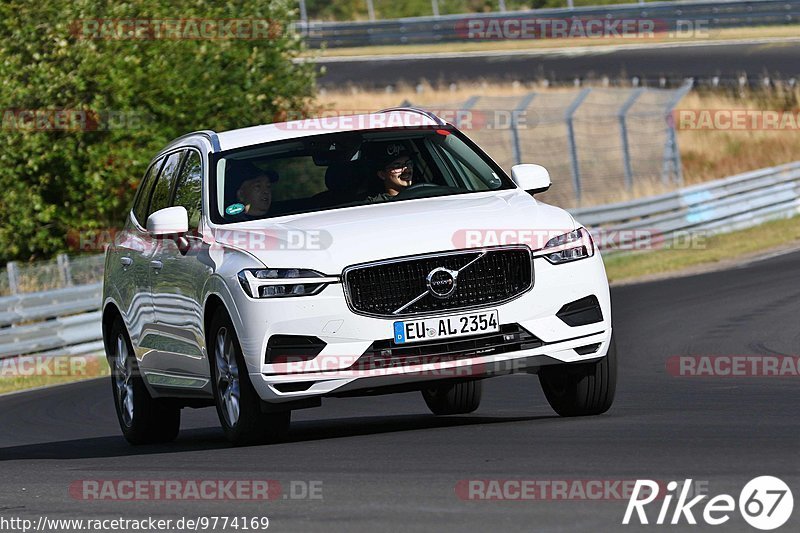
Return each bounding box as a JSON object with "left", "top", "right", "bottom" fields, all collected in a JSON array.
[{"left": 225, "top": 203, "right": 245, "bottom": 216}]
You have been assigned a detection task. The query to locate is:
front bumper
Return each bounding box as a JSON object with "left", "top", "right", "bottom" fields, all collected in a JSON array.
[{"left": 227, "top": 253, "right": 611, "bottom": 404}]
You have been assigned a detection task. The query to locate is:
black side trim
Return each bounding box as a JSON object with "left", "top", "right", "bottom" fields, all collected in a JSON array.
[
  {"left": 557, "top": 295, "right": 603, "bottom": 327},
  {"left": 273, "top": 381, "right": 316, "bottom": 393},
  {"left": 574, "top": 343, "right": 601, "bottom": 355},
  {"left": 266, "top": 335, "right": 326, "bottom": 364}
]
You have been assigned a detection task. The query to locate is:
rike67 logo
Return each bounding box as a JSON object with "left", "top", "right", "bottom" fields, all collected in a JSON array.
[{"left": 623, "top": 477, "right": 794, "bottom": 530}]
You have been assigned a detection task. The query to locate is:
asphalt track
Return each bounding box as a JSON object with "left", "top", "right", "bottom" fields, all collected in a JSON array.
[
  {"left": 1, "top": 250, "right": 799, "bottom": 532},
  {"left": 317, "top": 40, "right": 800, "bottom": 88}
]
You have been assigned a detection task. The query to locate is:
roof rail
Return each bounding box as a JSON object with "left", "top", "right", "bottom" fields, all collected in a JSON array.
[
  {"left": 162, "top": 129, "right": 221, "bottom": 153},
  {"left": 377, "top": 107, "right": 446, "bottom": 126}
]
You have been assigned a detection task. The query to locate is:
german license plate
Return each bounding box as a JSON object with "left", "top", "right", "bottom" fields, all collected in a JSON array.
[{"left": 393, "top": 310, "right": 499, "bottom": 345}]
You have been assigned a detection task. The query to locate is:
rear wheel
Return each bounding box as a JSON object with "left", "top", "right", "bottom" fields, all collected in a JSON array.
[
  {"left": 107, "top": 318, "right": 180, "bottom": 445},
  {"left": 209, "top": 309, "right": 290, "bottom": 446},
  {"left": 422, "top": 380, "right": 482, "bottom": 415},
  {"left": 539, "top": 336, "right": 617, "bottom": 417}
]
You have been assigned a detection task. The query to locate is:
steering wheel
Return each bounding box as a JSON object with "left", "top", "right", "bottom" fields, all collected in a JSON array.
[
  {"left": 401, "top": 182, "right": 440, "bottom": 193},
  {"left": 392, "top": 182, "right": 447, "bottom": 200},
  {"left": 394, "top": 182, "right": 466, "bottom": 200}
]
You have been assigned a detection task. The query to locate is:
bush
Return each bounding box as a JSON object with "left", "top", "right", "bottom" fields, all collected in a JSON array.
[{"left": 0, "top": 0, "right": 317, "bottom": 262}]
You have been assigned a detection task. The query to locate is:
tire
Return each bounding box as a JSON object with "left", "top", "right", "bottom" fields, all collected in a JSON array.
[
  {"left": 107, "top": 318, "right": 181, "bottom": 445},
  {"left": 539, "top": 336, "right": 617, "bottom": 417},
  {"left": 208, "top": 308, "right": 290, "bottom": 446},
  {"left": 422, "top": 380, "right": 482, "bottom": 415}
]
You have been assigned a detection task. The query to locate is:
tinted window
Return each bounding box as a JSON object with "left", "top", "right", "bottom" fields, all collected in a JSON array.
[
  {"left": 148, "top": 151, "right": 184, "bottom": 217},
  {"left": 173, "top": 151, "right": 203, "bottom": 230},
  {"left": 132, "top": 157, "right": 163, "bottom": 226}
]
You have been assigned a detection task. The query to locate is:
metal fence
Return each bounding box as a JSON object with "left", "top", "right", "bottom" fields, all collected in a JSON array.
[
  {"left": 408, "top": 81, "right": 691, "bottom": 208},
  {"left": 299, "top": 0, "right": 800, "bottom": 47},
  {"left": 1, "top": 254, "right": 105, "bottom": 297}
]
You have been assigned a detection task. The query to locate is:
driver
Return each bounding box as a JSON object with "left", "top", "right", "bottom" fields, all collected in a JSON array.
[
  {"left": 226, "top": 160, "right": 279, "bottom": 220},
  {"left": 366, "top": 145, "right": 415, "bottom": 203}
]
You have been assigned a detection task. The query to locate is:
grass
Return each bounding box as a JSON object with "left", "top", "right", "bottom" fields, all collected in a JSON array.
[
  {"left": 603, "top": 215, "right": 800, "bottom": 283},
  {"left": 307, "top": 25, "right": 800, "bottom": 57},
  {"left": 0, "top": 354, "right": 109, "bottom": 395},
  {"left": 677, "top": 90, "right": 800, "bottom": 185}
]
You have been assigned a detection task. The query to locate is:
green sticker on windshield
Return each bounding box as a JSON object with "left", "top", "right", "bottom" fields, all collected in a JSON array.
[{"left": 225, "top": 203, "right": 245, "bottom": 216}]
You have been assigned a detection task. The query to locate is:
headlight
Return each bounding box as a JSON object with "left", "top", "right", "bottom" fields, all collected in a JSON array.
[
  {"left": 541, "top": 228, "right": 595, "bottom": 264},
  {"left": 237, "top": 269, "right": 339, "bottom": 298}
]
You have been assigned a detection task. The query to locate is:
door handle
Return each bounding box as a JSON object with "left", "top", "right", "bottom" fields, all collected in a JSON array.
[
  {"left": 120, "top": 257, "right": 132, "bottom": 267},
  {"left": 150, "top": 260, "right": 163, "bottom": 270}
]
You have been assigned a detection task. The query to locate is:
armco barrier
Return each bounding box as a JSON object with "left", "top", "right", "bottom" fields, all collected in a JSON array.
[
  {"left": 572, "top": 161, "right": 800, "bottom": 250},
  {"left": 299, "top": 0, "right": 800, "bottom": 48},
  {"left": 1, "top": 160, "right": 799, "bottom": 360},
  {"left": 0, "top": 284, "right": 103, "bottom": 360}
]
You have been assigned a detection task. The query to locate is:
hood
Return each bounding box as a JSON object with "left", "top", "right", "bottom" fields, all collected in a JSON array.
[{"left": 210, "top": 190, "right": 576, "bottom": 274}]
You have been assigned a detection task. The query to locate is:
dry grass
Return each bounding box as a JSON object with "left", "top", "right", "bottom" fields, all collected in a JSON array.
[
  {"left": 676, "top": 89, "right": 800, "bottom": 185},
  {"left": 317, "top": 80, "right": 537, "bottom": 109},
  {"left": 308, "top": 25, "right": 800, "bottom": 58}
]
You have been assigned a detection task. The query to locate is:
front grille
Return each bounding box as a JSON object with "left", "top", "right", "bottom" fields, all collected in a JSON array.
[
  {"left": 344, "top": 247, "right": 533, "bottom": 317},
  {"left": 350, "top": 324, "right": 542, "bottom": 371}
]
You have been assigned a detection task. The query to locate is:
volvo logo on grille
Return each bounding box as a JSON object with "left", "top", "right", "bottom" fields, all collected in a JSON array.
[{"left": 427, "top": 267, "right": 458, "bottom": 299}]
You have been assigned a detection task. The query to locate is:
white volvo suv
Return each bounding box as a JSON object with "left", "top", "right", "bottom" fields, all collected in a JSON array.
[{"left": 102, "top": 108, "right": 616, "bottom": 446}]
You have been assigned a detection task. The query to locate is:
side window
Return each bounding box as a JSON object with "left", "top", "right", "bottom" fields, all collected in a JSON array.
[
  {"left": 172, "top": 151, "right": 203, "bottom": 230},
  {"left": 132, "top": 157, "right": 164, "bottom": 226},
  {"left": 147, "top": 151, "right": 184, "bottom": 218}
]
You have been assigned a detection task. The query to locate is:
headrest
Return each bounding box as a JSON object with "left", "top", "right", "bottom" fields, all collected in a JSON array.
[{"left": 325, "top": 162, "right": 360, "bottom": 192}]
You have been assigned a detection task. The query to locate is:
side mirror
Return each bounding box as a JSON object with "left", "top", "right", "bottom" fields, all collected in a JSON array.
[
  {"left": 511, "top": 164, "right": 551, "bottom": 194},
  {"left": 146, "top": 206, "right": 188, "bottom": 236}
]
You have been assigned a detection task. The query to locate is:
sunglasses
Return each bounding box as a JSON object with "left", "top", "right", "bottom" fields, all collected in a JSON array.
[{"left": 385, "top": 159, "right": 414, "bottom": 171}]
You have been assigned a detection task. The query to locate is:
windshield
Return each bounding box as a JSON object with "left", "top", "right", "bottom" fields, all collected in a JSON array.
[{"left": 210, "top": 127, "right": 514, "bottom": 224}]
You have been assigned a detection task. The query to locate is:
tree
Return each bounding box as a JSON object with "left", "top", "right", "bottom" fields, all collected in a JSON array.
[{"left": 0, "top": 0, "right": 317, "bottom": 261}]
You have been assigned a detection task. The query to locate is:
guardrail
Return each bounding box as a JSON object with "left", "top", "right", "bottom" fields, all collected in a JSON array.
[
  {"left": 573, "top": 161, "right": 800, "bottom": 250},
  {"left": 300, "top": 0, "right": 800, "bottom": 48},
  {"left": 1, "top": 160, "right": 799, "bottom": 361},
  {"left": 0, "top": 283, "right": 103, "bottom": 359}
]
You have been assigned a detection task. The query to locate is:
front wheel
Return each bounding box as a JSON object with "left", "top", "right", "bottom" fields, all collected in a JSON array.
[
  {"left": 422, "top": 380, "right": 482, "bottom": 415},
  {"left": 538, "top": 336, "right": 617, "bottom": 417},
  {"left": 107, "top": 318, "right": 180, "bottom": 445},
  {"left": 209, "top": 309, "right": 290, "bottom": 446}
]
